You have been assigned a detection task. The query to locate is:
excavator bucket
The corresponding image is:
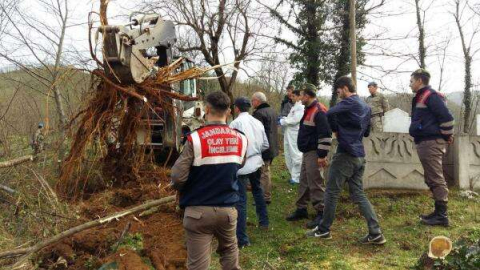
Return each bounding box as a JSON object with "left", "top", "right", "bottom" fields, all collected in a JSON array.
[{"left": 99, "top": 14, "right": 176, "bottom": 85}]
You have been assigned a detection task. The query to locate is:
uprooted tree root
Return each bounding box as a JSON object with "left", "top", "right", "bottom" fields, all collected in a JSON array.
[{"left": 56, "top": 60, "right": 204, "bottom": 200}]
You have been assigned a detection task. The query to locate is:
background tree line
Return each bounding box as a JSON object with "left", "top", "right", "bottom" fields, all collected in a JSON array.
[{"left": 0, "top": 0, "right": 479, "bottom": 160}]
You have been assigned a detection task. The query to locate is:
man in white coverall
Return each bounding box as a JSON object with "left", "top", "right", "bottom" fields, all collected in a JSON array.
[{"left": 280, "top": 90, "right": 304, "bottom": 184}]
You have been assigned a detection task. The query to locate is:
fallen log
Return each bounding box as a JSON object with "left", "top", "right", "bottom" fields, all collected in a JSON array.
[
  {"left": 0, "top": 195, "right": 176, "bottom": 261},
  {"left": 0, "top": 155, "right": 33, "bottom": 169},
  {"left": 0, "top": 184, "right": 16, "bottom": 194}
]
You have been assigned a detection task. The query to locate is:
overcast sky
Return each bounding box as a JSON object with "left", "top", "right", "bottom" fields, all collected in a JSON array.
[{"left": 2, "top": 0, "right": 479, "bottom": 97}]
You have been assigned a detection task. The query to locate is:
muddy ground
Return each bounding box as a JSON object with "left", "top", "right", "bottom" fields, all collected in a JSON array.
[{"left": 38, "top": 183, "right": 186, "bottom": 270}]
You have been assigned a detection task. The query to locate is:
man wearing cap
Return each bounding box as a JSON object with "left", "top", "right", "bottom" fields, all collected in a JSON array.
[
  {"left": 33, "top": 122, "right": 45, "bottom": 155},
  {"left": 251, "top": 92, "right": 279, "bottom": 204},
  {"left": 171, "top": 91, "right": 247, "bottom": 270},
  {"left": 230, "top": 97, "right": 270, "bottom": 248},
  {"left": 409, "top": 69, "right": 454, "bottom": 227},
  {"left": 366, "top": 82, "right": 389, "bottom": 132},
  {"left": 286, "top": 83, "right": 331, "bottom": 229}
]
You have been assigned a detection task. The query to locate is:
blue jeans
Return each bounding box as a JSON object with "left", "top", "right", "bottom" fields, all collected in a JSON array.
[
  {"left": 318, "top": 153, "right": 382, "bottom": 235},
  {"left": 236, "top": 169, "right": 269, "bottom": 246}
]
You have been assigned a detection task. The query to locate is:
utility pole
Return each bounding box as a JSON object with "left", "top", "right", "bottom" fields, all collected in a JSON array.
[{"left": 349, "top": 0, "right": 357, "bottom": 86}]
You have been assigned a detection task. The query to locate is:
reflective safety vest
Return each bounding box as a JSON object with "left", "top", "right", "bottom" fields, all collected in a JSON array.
[{"left": 179, "top": 124, "right": 247, "bottom": 208}]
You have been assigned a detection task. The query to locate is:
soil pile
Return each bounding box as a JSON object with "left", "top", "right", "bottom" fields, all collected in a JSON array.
[{"left": 38, "top": 181, "right": 187, "bottom": 270}]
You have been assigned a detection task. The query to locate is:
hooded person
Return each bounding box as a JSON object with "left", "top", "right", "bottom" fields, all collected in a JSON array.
[{"left": 279, "top": 90, "right": 304, "bottom": 184}]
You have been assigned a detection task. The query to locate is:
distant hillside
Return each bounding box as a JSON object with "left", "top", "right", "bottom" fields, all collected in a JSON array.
[{"left": 0, "top": 66, "right": 91, "bottom": 135}]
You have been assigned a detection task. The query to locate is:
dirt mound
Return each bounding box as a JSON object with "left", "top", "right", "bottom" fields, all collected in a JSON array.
[{"left": 38, "top": 184, "right": 186, "bottom": 270}]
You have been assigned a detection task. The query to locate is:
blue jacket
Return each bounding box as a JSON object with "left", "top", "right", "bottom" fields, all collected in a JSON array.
[
  {"left": 327, "top": 95, "right": 371, "bottom": 157},
  {"left": 409, "top": 86, "right": 454, "bottom": 144},
  {"left": 297, "top": 100, "right": 332, "bottom": 158}
]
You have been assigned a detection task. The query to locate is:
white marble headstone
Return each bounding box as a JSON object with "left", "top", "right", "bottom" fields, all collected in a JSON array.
[{"left": 383, "top": 108, "right": 411, "bottom": 133}]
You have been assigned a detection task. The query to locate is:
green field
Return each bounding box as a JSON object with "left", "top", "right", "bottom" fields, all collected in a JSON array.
[{"left": 211, "top": 155, "right": 480, "bottom": 270}]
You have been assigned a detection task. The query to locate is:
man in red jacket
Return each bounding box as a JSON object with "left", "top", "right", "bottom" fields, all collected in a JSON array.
[{"left": 286, "top": 83, "right": 332, "bottom": 229}]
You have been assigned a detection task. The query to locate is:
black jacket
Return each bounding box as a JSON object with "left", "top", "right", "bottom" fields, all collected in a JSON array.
[
  {"left": 298, "top": 100, "right": 332, "bottom": 158},
  {"left": 280, "top": 95, "right": 294, "bottom": 117},
  {"left": 253, "top": 103, "right": 279, "bottom": 161},
  {"left": 409, "top": 86, "right": 454, "bottom": 144}
]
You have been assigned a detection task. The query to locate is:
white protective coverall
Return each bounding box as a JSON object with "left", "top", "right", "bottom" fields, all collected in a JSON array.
[{"left": 279, "top": 101, "right": 304, "bottom": 183}]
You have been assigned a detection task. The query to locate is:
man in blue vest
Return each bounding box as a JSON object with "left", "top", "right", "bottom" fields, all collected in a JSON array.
[
  {"left": 171, "top": 91, "right": 247, "bottom": 270},
  {"left": 409, "top": 69, "right": 454, "bottom": 227}
]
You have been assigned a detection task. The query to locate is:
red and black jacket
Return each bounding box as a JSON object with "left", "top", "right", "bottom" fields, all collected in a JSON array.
[
  {"left": 409, "top": 86, "right": 454, "bottom": 144},
  {"left": 297, "top": 100, "right": 332, "bottom": 158}
]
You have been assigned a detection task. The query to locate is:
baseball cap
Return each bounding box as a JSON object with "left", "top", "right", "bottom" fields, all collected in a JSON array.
[
  {"left": 368, "top": 81, "right": 378, "bottom": 87},
  {"left": 234, "top": 97, "right": 251, "bottom": 108}
]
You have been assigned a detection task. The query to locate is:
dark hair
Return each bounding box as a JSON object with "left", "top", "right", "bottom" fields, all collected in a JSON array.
[
  {"left": 205, "top": 91, "right": 230, "bottom": 115},
  {"left": 292, "top": 90, "right": 301, "bottom": 96},
  {"left": 411, "top": 69, "right": 431, "bottom": 85},
  {"left": 236, "top": 104, "right": 250, "bottom": 112},
  {"left": 287, "top": 85, "right": 295, "bottom": 90},
  {"left": 302, "top": 89, "right": 316, "bottom": 98},
  {"left": 334, "top": 76, "right": 356, "bottom": 93}
]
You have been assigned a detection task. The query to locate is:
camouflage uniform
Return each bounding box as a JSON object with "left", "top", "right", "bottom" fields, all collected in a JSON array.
[
  {"left": 33, "top": 128, "right": 45, "bottom": 154},
  {"left": 366, "top": 93, "right": 389, "bottom": 132}
]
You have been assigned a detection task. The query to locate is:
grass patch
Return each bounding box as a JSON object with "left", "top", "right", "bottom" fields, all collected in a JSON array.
[{"left": 211, "top": 155, "right": 480, "bottom": 270}]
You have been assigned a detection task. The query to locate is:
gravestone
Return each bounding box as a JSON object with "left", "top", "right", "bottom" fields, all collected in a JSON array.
[{"left": 383, "top": 108, "right": 411, "bottom": 133}]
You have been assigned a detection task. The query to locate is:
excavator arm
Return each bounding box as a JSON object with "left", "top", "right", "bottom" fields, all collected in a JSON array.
[{"left": 98, "top": 14, "right": 176, "bottom": 84}]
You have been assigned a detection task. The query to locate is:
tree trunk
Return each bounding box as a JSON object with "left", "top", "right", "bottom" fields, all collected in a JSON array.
[
  {"left": 349, "top": 0, "right": 357, "bottom": 86},
  {"left": 305, "top": 2, "right": 320, "bottom": 87},
  {"left": 463, "top": 56, "right": 472, "bottom": 132},
  {"left": 52, "top": 2, "right": 69, "bottom": 164},
  {"left": 331, "top": 1, "right": 351, "bottom": 107},
  {"left": 454, "top": 1, "right": 473, "bottom": 133},
  {"left": 415, "top": 0, "right": 427, "bottom": 69}
]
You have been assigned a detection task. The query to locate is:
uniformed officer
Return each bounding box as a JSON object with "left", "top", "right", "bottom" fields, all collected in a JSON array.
[
  {"left": 285, "top": 83, "right": 331, "bottom": 229},
  {"left": 33, "top": 122, "right": 45, "bottom": 155},
  {"left": 171, "top": 91, "right": 247, "bottom": 270},
  {"left": 366, "top": 82, "right": 389, "bottom": 132},
  {"left": 409, "top": 69, "right": 454, "bottom": 227}
]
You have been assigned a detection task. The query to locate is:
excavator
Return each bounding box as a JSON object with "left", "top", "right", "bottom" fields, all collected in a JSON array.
[{"left": 98, "top": 13, "right": 204, "bottom": 156}]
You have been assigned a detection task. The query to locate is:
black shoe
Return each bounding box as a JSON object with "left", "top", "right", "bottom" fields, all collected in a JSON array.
[
  {"left": 421, "top": 201, "right": 449, "bottom": 227},
  {"left": 306, "top": 227, "right": 331, "bottom": 239},
  {"left": 286, "top": 208, "right": 308, "bottom": 221},
  {"left": 359, "top": 233, "right": 386, "bottom": 245},
  {"left": 421, "top": 215, "right": 449, "bottom": 227},
  {"left": 306, "top": 211, "right": 323, "bottom": 229}
]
